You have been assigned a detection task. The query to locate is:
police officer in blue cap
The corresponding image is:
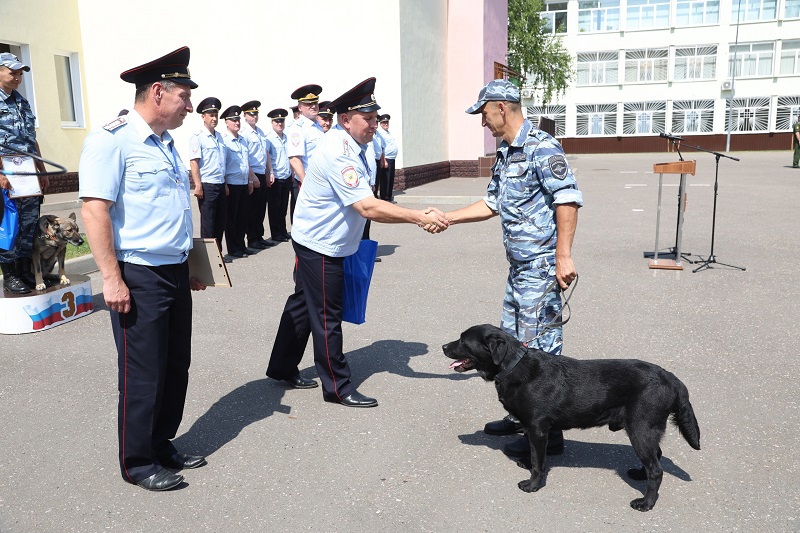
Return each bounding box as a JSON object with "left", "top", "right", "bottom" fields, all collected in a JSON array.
[
  {"left": 265, "top": 108, "right": 293, "bottom": 241},
  {"left": 80, "top": 47, "right": 207, "bottom": 492},
  {"left": 266, "top": 77, "right": 449, "bottom": 407},
  {"left": 189, "top": 96, "right": 228, "bottom": 248},
  {"left": 442, "top": 79, "right": 583, "bottom": 458},
  {"left": 240, "top": 100, "right": 276, "bottom": 250}
]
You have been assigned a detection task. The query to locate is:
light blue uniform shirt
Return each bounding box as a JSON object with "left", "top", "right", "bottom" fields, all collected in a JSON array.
[
  {"left": 371, "top": 132, "right": 384, "bottom": 160},
  {"left": 285, "top": 115, "right": 324, "bottom": 171},
  {"left": 240, "top": 122, "right": 269, "bottom": 174},
  {"left": 188, "top": 127, "right": 226, "bottom": 184},
  {"left": 291, "top": 124, "right": 375, "bottom": 257},
  {"left": 266, "top": 130, "right": 291, "bottom": 180},
  {"left": 376, "top": 127, "right": 398, "bottom": 159},
  {"left": 78, "top": 110, "right": 193, "bottom": 266},
  {"left": 222, "top": 132, "right": 251, "bottom": 185}
]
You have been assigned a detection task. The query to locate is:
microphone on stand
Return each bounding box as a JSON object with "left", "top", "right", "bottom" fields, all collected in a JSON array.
[{"left": 660, "top": 132, "right": 684, "bottom": 141}]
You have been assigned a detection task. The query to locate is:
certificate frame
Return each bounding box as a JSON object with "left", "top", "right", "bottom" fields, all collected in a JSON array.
[
  {"left": 0, "top": 154, "right": 43, "bottom": 198},
  {"left": 187, "top": 238, "right": 232, "bottom": 287}
]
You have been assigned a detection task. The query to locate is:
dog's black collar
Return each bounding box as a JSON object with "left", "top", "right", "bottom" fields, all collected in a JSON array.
[{"left": 495, "top": 344, "right": 528, "bottom": 382}]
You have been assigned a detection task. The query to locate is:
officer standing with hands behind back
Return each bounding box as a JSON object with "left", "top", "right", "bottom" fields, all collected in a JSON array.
[{"left": 80, "top": 47, "right": 207, "bottom": 492}]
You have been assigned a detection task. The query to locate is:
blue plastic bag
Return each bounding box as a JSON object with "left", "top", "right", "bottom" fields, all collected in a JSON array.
[
  {"left": 342, "top": 239, "right": 378, "bottom": 325},
  {"left": 0, "top": 189, "right": 19, "bottom": 251}
]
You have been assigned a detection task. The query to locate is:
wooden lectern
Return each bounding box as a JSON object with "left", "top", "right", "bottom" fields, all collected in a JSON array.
[{"left": 649, "top": 160, "right": 696, "bottom": 270}]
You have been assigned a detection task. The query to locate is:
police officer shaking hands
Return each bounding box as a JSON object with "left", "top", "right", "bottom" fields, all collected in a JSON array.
[{"left": 267, "top": 77, "right": 449, "bottom": 408}]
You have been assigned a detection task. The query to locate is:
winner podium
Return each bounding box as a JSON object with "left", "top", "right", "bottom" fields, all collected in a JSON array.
[
  {"left": 649, "top": 159, "right": 696, "bottom": 270},
  {"left": 0, "top": 275, "right": 93, "bottom": 334}
]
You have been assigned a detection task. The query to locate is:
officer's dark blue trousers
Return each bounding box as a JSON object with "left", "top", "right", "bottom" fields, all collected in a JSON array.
[
  {"left": 247, "top": 172, "right": 269, "bottom": 244},
  {"left": 111, "top": 261, "right": 192, "bottom": 483},
  {"left": 267, "top": 241, "right": 354, "bottom": 400},
  {"left": 267, "top": 178, "right": 292, "bottom": 239},
  {"left": 225, "top": 184, "right": 249, "bottom": 254},
  {"left": 198, "top": 182, "right": 227, "bottom": 248}
]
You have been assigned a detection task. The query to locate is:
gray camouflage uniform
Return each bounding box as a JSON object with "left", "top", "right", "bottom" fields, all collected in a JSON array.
[
  {"left": 483, "top": 120, "right": 583, "bottom": 354},
  {"left": 0, "top": 85, "right": 41, "bottom": 261}
]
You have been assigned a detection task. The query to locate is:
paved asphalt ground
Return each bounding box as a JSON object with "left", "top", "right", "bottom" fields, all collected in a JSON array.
[{"left": 1, "top": 151, "right": 798, "bottom": 532}]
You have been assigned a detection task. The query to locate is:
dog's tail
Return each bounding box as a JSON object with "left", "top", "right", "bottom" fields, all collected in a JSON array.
[{"left": 671, "top": 380, "right": 701, "bottom": 450}]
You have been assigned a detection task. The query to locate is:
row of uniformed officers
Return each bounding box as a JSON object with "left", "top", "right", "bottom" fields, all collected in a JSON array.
[{"left": 188, "top": 85, "right": 397, "bottom": 261}]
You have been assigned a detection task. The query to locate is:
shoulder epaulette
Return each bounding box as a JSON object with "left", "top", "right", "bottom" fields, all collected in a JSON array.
[{"left": 103, "top": 116, "right": 128, "bottom": 131}]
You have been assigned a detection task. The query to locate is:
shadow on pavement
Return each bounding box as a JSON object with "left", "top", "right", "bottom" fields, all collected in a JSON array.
[
  {"left": 346, "top": 338, "right": 477, "bottom": 384},
  {"left": 172, "top": 378, "right": 290, "bottom": 456}
]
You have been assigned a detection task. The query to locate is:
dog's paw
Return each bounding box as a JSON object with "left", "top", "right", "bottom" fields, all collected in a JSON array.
[
  {"left": 515, "top": 457, "right": 532, "bottom": 469},
  {"left": 517, "top": 478, "right": 544, "bottom": 493},
  {"left": 35, "top": 283, "right": 47, "bottom": 291},
  {"left": 60, "top": 276, "right": 71, "bottom": 286},
  {"left": 630, "top": 496, "right": 656, "bottom": 512}
]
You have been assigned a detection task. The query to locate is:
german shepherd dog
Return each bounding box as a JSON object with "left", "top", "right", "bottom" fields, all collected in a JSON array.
[
  {"left": 443, "top": 324, "right": 700, "bottom": 512},
  {"left": 32, "top": 213, "right": 84, "bottom": 291}
]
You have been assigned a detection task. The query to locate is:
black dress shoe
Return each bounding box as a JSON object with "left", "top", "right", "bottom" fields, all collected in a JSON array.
[
  {"left": 3, "top": 274, "right": 32, "bottom": 294},
  {"left": 503, "top": 432, "right": 565, "bottom": 458},
  {"left": 158, "top": 451, "right": 207, "bottom": 470},
  {"left": 249, "top": 241, "right": 269, "bottom": 250},
  {"left": 229, "top": 251, "right": 246, "bottom": 258},
  {"left": 245, "top": 247, "right": 259, "bottom": 255},
  {"left": 273, "top": 235, "right": 290, "bottom": 242},
  {"left": 136, "top": 468, "right": 184, "bottom": 491},
  {"left": 484, "top": 415, "right": 524, "bottom": 435},
  {"left": 283, "top": 374, "right": 319, "bottom": 389},
  {"left": 328, "top": 391, "right": 378, "bottom": 408},
  {"left": 259, "top": 238, "right": 277, "bottom": 247}
]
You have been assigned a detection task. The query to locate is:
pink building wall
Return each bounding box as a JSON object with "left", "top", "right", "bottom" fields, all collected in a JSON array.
[{"left": 446, "top": 0, "right": 508, "bottom": 161}]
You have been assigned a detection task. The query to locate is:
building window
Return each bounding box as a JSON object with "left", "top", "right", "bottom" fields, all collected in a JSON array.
[
  {"left": 780, "top": 40, "right": 800, "bottom": 75},
  {"left": 625, "top": 48, "right": 668, "bottom": 82},
  {"left": 54, "top": 54, "right": 77, "bottom": 124},
  {"left": 527, "top": 105, "right": 567, "bottom": 136},
  {"left": 726, "top": 97, "right": 770, "bottom": 132},
  {"left": 732, "top": 0, "right": 777, "bottom": 22},
  {"left": 576, "top": 103, "right": 617, "bottom": 135},
  {"left": 541, "top": 2, "right": 568, "bottom": 34},
  {"left": 675, "top": 0, "right": 720, "bottom": 25},
  {"left": 578, "top": 0, "right": 620, "bottom": 32},
  {"left": 672, "top": 100, "right": 714, "bottom": 133},
  {"left": 729, "top": 42, "right": 774, "bottom": 77},
  {"left": 626, "top": 0, "right": 670, "bottom": 30},
  {"left": 675, "top": 46, "right": 717, "bottom": 80},
  {"left": 775, "top": 97, "right": 800, "bottom": 130},
  {"left": 623, "top": 101, "right": 666, "bottom": 134},
  {"left": 576, "top": 51, "right": 619, "bottom": 85},
  {"left": 787, "top": 0, "right": 800, "bottom": 18}
]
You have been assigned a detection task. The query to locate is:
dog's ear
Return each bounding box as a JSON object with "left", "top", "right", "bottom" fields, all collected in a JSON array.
[
  {"left": 37, "top": 216, "right": 51, "bottom": 234},
  {"left": 68, "top": 212, "right": 76, "bottom": 222},
  {"left": 486, "top": 330, "right": 511, "bottom": 367}
]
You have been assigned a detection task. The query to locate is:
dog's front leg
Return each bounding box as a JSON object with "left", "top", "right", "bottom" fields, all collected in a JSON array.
[
  {"left": 518, "top": 428, "right": 548, "bottom": 493},
  {"left": 58, "top": 252, "right": 70, "bottom": 286},
  {"left": 33, "top": 256, "right": 46, "bottom": 291}
]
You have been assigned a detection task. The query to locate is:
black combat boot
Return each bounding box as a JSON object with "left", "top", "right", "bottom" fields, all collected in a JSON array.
[
  {"left": 1, "top": 262, "right": 32, "bottom": 294},
  {"left": 16, "top": 257, "right": 37, "bottom": 289}
]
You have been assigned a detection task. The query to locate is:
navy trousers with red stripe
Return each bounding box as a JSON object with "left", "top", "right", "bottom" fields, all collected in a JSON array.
[
  {"left": 267, "top": 241, "right": 354, "bottom": 400},
  {"left": 111, "top": 261, "right": 192, "bottom": 483}
]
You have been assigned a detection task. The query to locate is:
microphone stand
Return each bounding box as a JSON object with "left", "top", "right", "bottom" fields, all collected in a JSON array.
[{"left": 666, "top": 139, "right": 745, "bottom": 273}]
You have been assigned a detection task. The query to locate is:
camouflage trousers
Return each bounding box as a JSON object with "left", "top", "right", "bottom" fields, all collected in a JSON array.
[
  {"left": 501, "top": 254, "right": 563, "bottom": 355},
  {"left": 0, "top": 195, "right": 41, "bottom": 262}
]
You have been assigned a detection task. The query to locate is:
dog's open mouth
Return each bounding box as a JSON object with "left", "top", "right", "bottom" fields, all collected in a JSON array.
[{"left": 448, "top": 358, "right": 474, "bottom": 372}]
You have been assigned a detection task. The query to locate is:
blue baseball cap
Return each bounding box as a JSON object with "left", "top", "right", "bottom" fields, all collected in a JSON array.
[
  {"left": 465, "top": 79, "right": 521, "bottom": 114},
  {"left": 0, "top": 52, "right": 30, "bottom": 72}
]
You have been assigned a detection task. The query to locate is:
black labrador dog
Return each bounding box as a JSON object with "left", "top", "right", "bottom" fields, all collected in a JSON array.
[{"left": 442, "top": 324, "right": 700, "bottom": 512}]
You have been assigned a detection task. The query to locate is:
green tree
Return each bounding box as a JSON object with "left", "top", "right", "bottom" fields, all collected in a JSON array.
[{"left": 507, "top": 0, "right": 573, "bottom": 104}]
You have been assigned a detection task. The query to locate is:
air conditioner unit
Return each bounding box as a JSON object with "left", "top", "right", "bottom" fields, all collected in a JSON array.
[
  {"left": 721, "top": 80, "right": 733, "bottom": 91},
  {"left": 521, "top": 88, "right": 534, "bottom": 98}
]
